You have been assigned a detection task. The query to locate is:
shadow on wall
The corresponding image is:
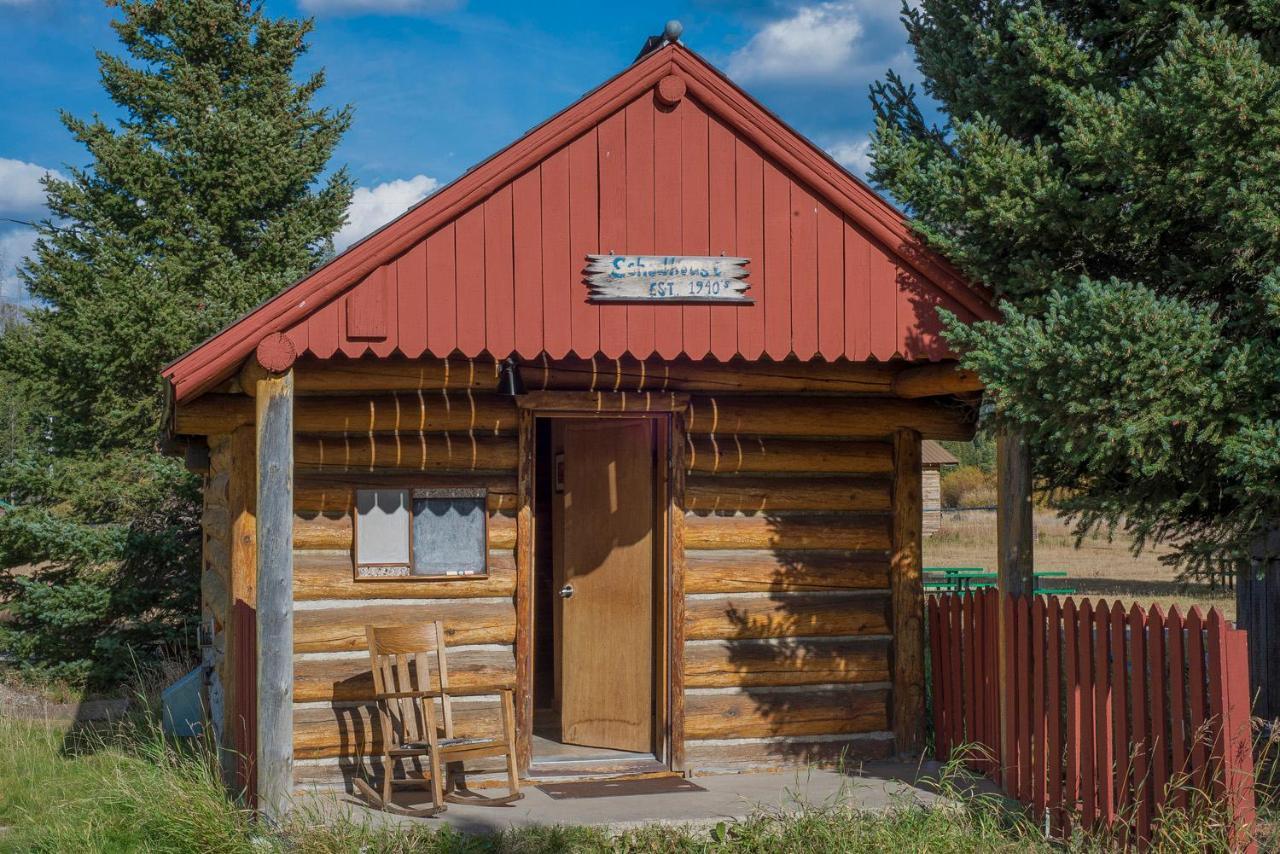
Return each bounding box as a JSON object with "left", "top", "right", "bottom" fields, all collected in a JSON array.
[{"left": 689, "top": 504, "right": 896, "bottom": 769}]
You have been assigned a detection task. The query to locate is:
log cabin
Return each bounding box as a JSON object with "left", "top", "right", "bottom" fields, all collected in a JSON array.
[
  {"left": 161, "top": 38, "right": 1002, "bottom": 815},
  {"left": 921, "top": 441, "right": 959, "bottom": 536}
]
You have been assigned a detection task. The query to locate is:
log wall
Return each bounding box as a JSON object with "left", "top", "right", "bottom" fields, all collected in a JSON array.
[
  {"left": 185, "top": 357, "right": 975, "bottom": 786},
  {"left": 289, "top": 395, "right": 519, "bottom": 783}
]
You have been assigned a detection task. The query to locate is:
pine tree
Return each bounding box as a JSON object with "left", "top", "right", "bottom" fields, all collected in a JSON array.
[
  {"left": 0, "top": 0, "right": 352, "bottom": 685},
  {"left": 870, "top": 2, "right": 1280, "bottom": 578}
]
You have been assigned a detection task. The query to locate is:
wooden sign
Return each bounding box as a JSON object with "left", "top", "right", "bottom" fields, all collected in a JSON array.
[{"left": 586, "top": 255, "right": 751, "bottom": 303}]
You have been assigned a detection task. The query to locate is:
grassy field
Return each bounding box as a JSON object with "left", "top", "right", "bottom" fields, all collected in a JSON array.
[{"left": 924, "top": 510, "right": 1236, "bottom": 620}]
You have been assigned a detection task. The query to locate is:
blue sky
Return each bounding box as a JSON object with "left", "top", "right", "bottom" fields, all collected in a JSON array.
[{"left": 0, "top": 0, "right": 925, "bottom": 306}]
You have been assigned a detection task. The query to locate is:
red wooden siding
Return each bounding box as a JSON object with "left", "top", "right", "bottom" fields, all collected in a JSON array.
[
  {"left": 291, "top": 92, "right": 981, "bottom": 365},
  {"left": 165, "top": 44, "right": 996, "bottom": 402},
  {"left": 929, "top": 591, "right": 1258, "bottom": 852}
]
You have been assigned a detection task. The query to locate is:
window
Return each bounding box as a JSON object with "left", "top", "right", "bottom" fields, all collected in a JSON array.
[{"left": 354, "top": 487, "right": 488, "bottom": 580}]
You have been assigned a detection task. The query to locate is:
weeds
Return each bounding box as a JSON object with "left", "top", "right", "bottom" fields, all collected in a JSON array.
[{"left": 1, "top": 701, "right": 1275, "bottom": 853}]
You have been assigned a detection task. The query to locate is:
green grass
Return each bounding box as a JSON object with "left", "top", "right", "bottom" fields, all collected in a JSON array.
[
  {"left": 1, "top": 711, "right": 1274, "bottom": 853},
  {"left": 0, "top": 713, "right": 1046, "bottom": 854}
]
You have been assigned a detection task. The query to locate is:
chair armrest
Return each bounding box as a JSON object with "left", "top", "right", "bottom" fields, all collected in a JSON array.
[
  {"left": 439, "top": 684, "right": 514, "bottom": 697},
  {"left": 374, "top": 689, "right": 443, "bottom": 700}
]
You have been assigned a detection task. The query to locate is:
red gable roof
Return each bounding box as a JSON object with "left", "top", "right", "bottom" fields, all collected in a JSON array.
[{"left": 164, "top": 43, "right": 996, "bottom": 403}]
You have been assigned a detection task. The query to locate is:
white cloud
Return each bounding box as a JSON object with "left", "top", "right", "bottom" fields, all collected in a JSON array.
[
  {"left": 0, "top": 228, "right": 37, "bottom": 305},
  {"left": 0, "top": 157, "right": 63, "bottom": 217},
  {"left": 335, "top": 174, "right": 440, "bottom": 251},
  {"left": 828, "top": 137, "right": 873, "bottom": 177},
  {"left": 298, "top": 0, "right": 461, "bottom": 14},
  {"left": 728, "top": 2, "right": 866, "bottom": 82}
]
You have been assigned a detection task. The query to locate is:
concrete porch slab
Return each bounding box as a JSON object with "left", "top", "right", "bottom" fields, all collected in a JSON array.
[{"left": 291, "top": 760, "right": 972, "bottom": 837}]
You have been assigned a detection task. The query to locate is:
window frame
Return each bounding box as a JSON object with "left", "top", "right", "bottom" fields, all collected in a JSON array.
[{"left": 352, "top": 485, "right": 490, "bottom": 582}]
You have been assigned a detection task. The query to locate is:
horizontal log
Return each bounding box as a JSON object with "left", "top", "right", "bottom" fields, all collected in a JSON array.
[
  {"left": 202, "top": 566, "right": 229, "bottom": 613},
  {"left": 295, "top": 434, "right": 517, "bottom": 472},
  {"left": 684, "top": 550, "right": 890, "bottom": 593},
  {"left": 891, "top": 361, "right": 984, "bottom": 398},
  {"left": 684, "top": 592, "right": 891, "bottom": 640},
  {"left": 686, "top": 395, "right": 976, "bottom": 440},
  {"left": 293, "top": 510, "right": 517, "bottom": 551},
  {"left": 684, "top": 638, "right": 891, "bottom": 688},
  {"left": 686, "top": 436, "right": 893, "bottom": 475},
  {"left": 175, "top": 392, "right": 516, "bottom": 436},
  {"left": 293, "top": 552, "right": 516, "bottom": 600},
  {"left": 174, "top": 395, "right": 255, "bottom": 435},
  {"left": 293, "top": 698, "right": 503, "bottom": 760},
  {"left": 294, "top": 600, "right": 516, "bottom": 653},
  {"left": 520, "top": 355, "right": 899, "bottom": 395},
  {"left": 683, "top": 514, "right": 891, "bottom": 551},
  {"left": 686, "top": 475, "right": 890, "bottom": 513},
  {"left": 283, "top": 357, "right": 502, "bottom": 395},
  {"left": 295, "top": 474, "right": 517, "bottom": 514},
  {"left": 203, "top": 538, "right": 230, "bottom": 579},
  {"left": 683, "top": 733, "right": 894, "bottom": 771},
  {"left": 294, "top": 647, "right": 516, "bottom": 702},
  {"left": 684, "top": 685, "right": 890, "bottom": 739}
]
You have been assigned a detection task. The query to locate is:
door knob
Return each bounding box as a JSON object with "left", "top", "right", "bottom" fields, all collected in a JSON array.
[{"left": 559, "top": 584, "right": 575, "bottom": 599}]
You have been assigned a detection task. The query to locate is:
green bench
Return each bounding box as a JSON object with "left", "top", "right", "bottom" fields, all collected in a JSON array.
[{"left": 924, "top": 567, "right": 1075, "bottom": 596}]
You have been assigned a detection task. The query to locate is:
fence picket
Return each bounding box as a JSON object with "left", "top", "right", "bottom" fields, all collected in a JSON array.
[
  {"left": 1167, "top": 605, "right": 1188, "bottom": 809},
  {"left": 1224, "top": 626, "right": 1258, "bottom": 854},
  {"left": 928, "top": 596, "right": 946, "bottom": 758},
  {"left": 1095, "top": 600, "right": 1116, "bottom": 828},
  {"left": 1047, "top": 596, "right": 1063, "bottom": 834},
  {"left": 1015, "top": 595, "right": 1032, "bottom": 803},
  {"left": 1147, "top": 604, "right": 1169, "bottom": 826},
  {"left": 1186, "top": 607, "right": 1208, "bottom": 797},
  {"left": 1032, "top": 596, "right": 1047, "bottom": 821},
  {"left": 986, "top": 589, "right": 1000, "bottom": 779},
  {"left": 1063, "top": 597, "right": 1081, "bottom": 835},
  {"left": 1129, "top": 603, "right": 1151, "bottom": 843},
  {"left": 1079, "top": 599, "right": 1097, "bottom": 829},
  {"left": 948, "top": 594, "right": 964, "bottom": 754},
  {"left": 1110, "top": 600, "right": 1130, "bottom": 831},
  {"left": 962, "top": 594, "right": 972, "bottom": 747},
  {"left": 1207, "top": 611, "right": 1228, "bottom": 806},
  {"left": 1002, "top": 593, "right": 1016, "bottom": 790}
]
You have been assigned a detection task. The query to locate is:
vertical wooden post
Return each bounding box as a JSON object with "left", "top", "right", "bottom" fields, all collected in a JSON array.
[
  {"left": 997, "top": 429, "right": 1035, "bottom": 596},
  {"left": 254, "top": 369, "right": 293, "bottom": 822},
  {"left": 1238, "top": 529, "right": 1280, "bottom": 718},
  {"left": 891, "top": 429, "right": 925, "bottom": 756},
  {"left": 669, "top": 408, "right": 688, "bottom": 773},
  {"left": 996, "top": 428, "right": 1034, "bottom": 777},
  {"left": 514, "top": 407, "right": 535, "bottom": 772},
  {"left": 226, "top": 426, "right": 257, "bottom": 799}
]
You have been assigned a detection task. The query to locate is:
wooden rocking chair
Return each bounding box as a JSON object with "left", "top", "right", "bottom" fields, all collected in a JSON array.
[{"left": 352, "top": 621, "right": 522, "bottom": 817}]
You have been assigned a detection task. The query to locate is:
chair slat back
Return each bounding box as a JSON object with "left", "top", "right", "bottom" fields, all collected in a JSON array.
[{"left": 365, "top": 621, "right": 453, "bottom": 746}]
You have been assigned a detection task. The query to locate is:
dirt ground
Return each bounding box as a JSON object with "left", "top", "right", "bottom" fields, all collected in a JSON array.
[{"left": 923, "top": 509, "right": 1236, "bottom": 620}]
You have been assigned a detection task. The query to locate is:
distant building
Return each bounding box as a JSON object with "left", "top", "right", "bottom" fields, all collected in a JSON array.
[{"left": 922, "top": 440, "right": 959, "bottom": 535}]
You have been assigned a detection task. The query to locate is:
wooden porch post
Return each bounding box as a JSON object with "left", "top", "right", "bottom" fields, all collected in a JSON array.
[
  {"left": 226, "top": 426, "right": 257, "bottom": 797},
  {"left": 254, "top": 365, "right": 294, "bottom": 822},
  {"left": 996, "top": 428, "right": 1034, "bottom": 770},
  {"left": 891, "top": 429, "right": 925, "bottom": 756}
]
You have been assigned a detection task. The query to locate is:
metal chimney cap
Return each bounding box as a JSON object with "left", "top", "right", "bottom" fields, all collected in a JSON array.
[{"left": 664, "top": 20, "right": 683, "bottom": 43}]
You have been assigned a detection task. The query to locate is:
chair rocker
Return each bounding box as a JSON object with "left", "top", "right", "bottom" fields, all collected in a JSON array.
[{"left": 352, "top": 621, "right": 523, "bottom": 817}]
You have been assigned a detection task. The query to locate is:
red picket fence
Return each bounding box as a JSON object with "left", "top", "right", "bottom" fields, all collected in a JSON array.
[{"left": 928, "top": 591, "right": 1257, "bottom": 851}]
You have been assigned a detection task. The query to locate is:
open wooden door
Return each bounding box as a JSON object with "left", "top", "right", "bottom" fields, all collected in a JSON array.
[{"left": 558, "top": 419, "right": 656, "bottom": 752}]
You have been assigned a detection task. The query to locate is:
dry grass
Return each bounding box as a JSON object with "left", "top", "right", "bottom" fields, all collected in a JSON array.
[{"left": 924, "top": 510, "right": 1236, "bottom": 620}]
